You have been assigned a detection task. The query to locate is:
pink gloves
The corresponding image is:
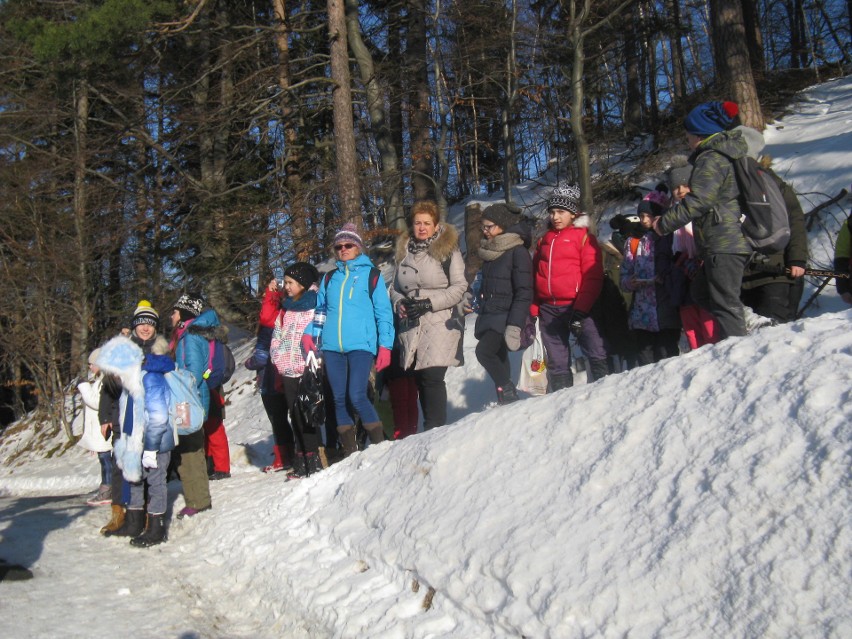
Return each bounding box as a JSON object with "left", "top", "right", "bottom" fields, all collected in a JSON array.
[{"left": 375, "top": 347, "right": 391, "bottom": 372}]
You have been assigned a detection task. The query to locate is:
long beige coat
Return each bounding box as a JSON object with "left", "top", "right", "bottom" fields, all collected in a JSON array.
[{"left": 390, "top": 224, "right": 467, "bottom": 370}]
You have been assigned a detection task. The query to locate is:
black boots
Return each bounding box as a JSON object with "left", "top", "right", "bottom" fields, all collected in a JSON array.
[
  {"left": 103, "top": 508, "right": 145, "bottom": 538},
  {"left": 287, "top": 452, "right": 323, "bottom": 480},
  {"left": 549, "top": 371, "right": 573, "bottom": 392},
  {"left": 130, "top": 513, "right": 167, "bottom": 548},
  {"left": 588, "top": 358, "right": 610, "bottom": 382},
  {"left": 496, "top": 382, "right": 519, "bottom": 405}
]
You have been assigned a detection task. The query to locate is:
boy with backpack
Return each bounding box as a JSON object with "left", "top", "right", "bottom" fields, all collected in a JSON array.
[{"left": 653, "top": 100, "right": 752, "bottom": 339}]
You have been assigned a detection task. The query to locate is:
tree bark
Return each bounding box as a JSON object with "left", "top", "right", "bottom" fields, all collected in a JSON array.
[
  {"left": 327, "top": 0, "right": 361, "bottom": 223},
  {"left": 709, "top": 0, "right": 764, "bottom": 129},
  {"left": 345, "top": 0, "right": 404, "bottom": 231}
]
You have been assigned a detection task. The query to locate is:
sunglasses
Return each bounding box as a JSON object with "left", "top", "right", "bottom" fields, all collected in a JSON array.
[{"left": 334, "top": 243, "right": 357, "bottom": 251}]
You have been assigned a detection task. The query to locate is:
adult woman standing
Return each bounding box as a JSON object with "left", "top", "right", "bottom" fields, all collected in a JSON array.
[
  {"left": 311, "top": 223, "right": 394, "bottom": 456},
  {"left": 390, "top": 201, "right": 467, "bottom": 432},
  {"left": 474, "top": 203, "right": 534, "bottom": 405}
]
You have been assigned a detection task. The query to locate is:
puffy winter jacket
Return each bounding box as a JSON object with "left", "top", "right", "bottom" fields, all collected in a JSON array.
[
  {"left": 141, "top": 353, "right": 176, "bottom": 453},
  {"left": 532, "top": 220, "right": 603, "bottom": 316},
  {"left": 173, "top": 309, "right": 223, "bottom": 416},
  {"left": 314, "top": 253, "right": 395, "bottom": 354},
  {"left": 390, "top": 224, "right": 467, "bottom": 370},
  {"left": 620, "top": 231, "right": 681, "bottom": 332},
  {"left": 474, "top": 222, "right": 534, "bottom": 338},
  {"left": 656, "top": 129, "right": 751, "bottom": 257},
  {"left": 76, "top": 377, "right": 112, "bottom": 453}
]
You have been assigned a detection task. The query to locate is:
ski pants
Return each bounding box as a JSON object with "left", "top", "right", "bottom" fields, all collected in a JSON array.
[
  {"left": 203, "top": 387, "right": 230, "bottom": 473},
  {"left": 691, "top": 253, "right": 749, "bottom": 339}
]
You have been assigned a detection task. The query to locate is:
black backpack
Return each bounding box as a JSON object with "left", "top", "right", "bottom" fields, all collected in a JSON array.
[{"left": 715, "top": 150, "right": 791, "bottom": 254}]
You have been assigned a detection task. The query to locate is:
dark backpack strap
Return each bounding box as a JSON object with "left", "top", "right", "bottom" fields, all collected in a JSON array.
[{"left": 368, "top": 266, "right": 381, "bottom": 298}]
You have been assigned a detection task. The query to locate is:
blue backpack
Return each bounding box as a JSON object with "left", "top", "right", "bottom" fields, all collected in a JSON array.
[
  {"left": 203, "top": 339, "right": 235, "bottom": 389},
  {"left": 165, "top": 368, "right": 205, "bottom": 435}
]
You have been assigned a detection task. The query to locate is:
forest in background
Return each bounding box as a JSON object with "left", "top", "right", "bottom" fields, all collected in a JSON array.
[{"left": 0, "top": 0, "right": 849, "bottom": 433}]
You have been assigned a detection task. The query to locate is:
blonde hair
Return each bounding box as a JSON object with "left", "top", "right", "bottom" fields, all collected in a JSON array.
[{"left": 410, "top": 200, "right": 440, "bottom": 226}]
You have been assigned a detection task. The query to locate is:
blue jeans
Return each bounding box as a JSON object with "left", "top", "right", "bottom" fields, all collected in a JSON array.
[
  {"left": 323, "top": 350, "right": 380, "bottom": 427},
  {"left": 98, "top": 451, "right": 112, "bottom": 485}
]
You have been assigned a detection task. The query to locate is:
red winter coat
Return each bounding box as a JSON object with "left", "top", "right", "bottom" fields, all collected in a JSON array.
[{"left": 532, "top": 224, "right": 604, "bottom": 316}]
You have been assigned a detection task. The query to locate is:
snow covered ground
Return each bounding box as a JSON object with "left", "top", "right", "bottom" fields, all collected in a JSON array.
[{"left": 1, "top": 76, "right": 851, "bottom": 638}]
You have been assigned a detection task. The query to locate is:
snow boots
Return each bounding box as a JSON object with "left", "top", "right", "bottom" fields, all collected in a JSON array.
[
  {"left": 286, "top": 452, "right": 323, "bottom": 480},
  {"left": 496, "top": 382, "right": 519, "bottom": 405},
  {"left": 130, "top": 513, "right": 167, "bottom": 548},
  {"left": 587, "top": 359, "right": 610, "bottom": 382},
  {"left": 549, "top": 371, "right": 573, "bottom": 392},
  {"left": 103, "top": 508, "right": 145, "bottom": 538},
  {"left": 100, "top": 505, "right": 126, "bottom": 535},
  {"left": 338, "top": 426, "right": 358, "bottom": 457},
  {"left": 363, "top": 422, "right": 385, "bottom": 445}
]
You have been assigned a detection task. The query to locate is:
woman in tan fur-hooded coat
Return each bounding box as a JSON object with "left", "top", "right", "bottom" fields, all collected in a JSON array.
[{"left": 390, "top": 201, "right": 468, "bottom": 431}]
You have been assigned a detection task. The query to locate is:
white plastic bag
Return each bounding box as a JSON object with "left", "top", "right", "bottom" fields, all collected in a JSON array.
[{"left": 518, "top": 324, "right": 548, "bottom": 396}]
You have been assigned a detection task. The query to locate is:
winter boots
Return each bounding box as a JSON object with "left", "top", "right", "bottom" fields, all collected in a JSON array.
[
  {"left": 100, "top": 505, "right": 126, "bottom": 535},
  {"left": 549, "top": 371, "right": 573, "bottom": 392},
  {"left": 496, "top": 382, "right": 519, "bottom": 405},
  {"left": 338, "top": 426, "right": 358, "bottom": 457},
  {"left": 130, "top": 513, "right": 167, "bottom": 548},
  {"left": 587, "top": 359, "right": 610, "bottom": 382},
  {"left": 103, "top": 508, "right": 145, "bottom": 538},
  {"left": 363, "top": 422, "right": 385, "bottom": 445},
  {"left": 286, "top": 452, "right": 323, "bottom": 480}
]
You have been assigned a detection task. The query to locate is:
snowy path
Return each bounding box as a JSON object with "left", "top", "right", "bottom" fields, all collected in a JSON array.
[{"left": 0, "top": 484, "right": 323, "bottom": 639}]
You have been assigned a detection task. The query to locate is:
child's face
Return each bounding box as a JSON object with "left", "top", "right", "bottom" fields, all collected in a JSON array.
[
  {"left": 673, "top": 184, "right": 690, "bottom": 201},
  {"left": 284, "top": 276, "right": 305, "bottom": 299},
  {"left": 549, "top": 207, "right": 575, "bottom": 230},
  {"left": 639, "top": 212, "right": 654, "bottom": 229}
]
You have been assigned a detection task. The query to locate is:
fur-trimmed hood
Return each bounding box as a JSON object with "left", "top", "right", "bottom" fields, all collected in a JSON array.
[
  {"left": 395, "top": 223, "right": 460, "bottom": 264},
  {"left": 96, "top": 336, "right": 144, "bottom": 400}
]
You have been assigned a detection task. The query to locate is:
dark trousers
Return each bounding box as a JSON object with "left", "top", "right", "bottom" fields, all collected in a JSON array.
[
  {"left": 475, "top": 330, "right": 511, "bottom": 389},
  {"left": 741, "top": 282, "right": 791, "bottom": 324},
  {"left": 634, "top": 328, "right": 681, "bottom": 366},
  {"left": 692, "top": 253, "right": 749, "bottom": 339},
  {"left": 414, "top": 366, "right": 448, "bottom": 431},
  {"left": 261, "top": 392, "right": 294, "bottom": 464},
  {"left": 281, "top": 376, "right": 320, "bottom": 456}
]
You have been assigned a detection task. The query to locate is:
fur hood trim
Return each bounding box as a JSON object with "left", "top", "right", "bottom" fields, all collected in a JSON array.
[
  {"left": 395, "top": 223, "right": 460, "bottom": 264},
  {"left": 96, "top": 336, "right": 144, "bottom": 400}
]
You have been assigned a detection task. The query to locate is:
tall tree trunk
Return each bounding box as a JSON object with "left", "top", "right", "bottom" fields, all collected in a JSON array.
[
  {"left": 569, "top": 0, "right": 593, "bottom": 213},
  {"left": 667, "top": 0, "right": 687, "bottom": 105},
  {"left": 71, "top": 78, "right": 90, "bottom": 379},
  {"left": 407, "top": 0, "right": 433, "bottom": 201},
  {"left": 740, "top": 0, "right": 765, "bottom": 76},
  {"left": 709, "top": 0, "right": 764, "bottom": 129},
  {"left": 345, "top": 0, "right": 404, "bottom": 231},
  {"left": 624, "top": 9, "right": 644, "bottom": 136},
  {"left": 272, "top": 0, "right": 311, "bottom": 258},
  {"left": 501, "top": 0, "right": 519, "bottom": 202},
  {"left": 327, "top": 0, "right": 361, "bottom": 223}
]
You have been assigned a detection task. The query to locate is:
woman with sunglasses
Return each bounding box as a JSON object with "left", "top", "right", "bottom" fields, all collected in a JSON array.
[
  {"left": 474, "top": 203, "right": 534, "bottom": 405},
  {"left": 310, "top": 223, "right": 394, "bottom": 456},
  {"left": 390, "top": 200, "right": 467, "bottom": 434}
]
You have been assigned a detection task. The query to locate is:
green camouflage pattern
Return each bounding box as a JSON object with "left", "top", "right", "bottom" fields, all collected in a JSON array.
[{"left": 657, "top": 129, "right": 751, "bottom": 257}]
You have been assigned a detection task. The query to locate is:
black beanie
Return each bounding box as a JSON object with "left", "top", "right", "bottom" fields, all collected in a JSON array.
[
  {"left": 284, "top": 262, "right": 319, "bottom": 289},
  {"left": 482, "top": 203, "right": 520, "bottom": 231}
]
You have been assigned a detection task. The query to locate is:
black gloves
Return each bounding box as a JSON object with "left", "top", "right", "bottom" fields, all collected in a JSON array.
[
  {"left": 401, "top": 297, "right": 432, "bottom": 320},
  {"left": 569, "top": 310, "right": 587, "bottom": 337}
]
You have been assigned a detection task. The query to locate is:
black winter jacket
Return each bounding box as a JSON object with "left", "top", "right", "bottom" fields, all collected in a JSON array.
[{"left": 474, "top": 221, "right": 534, "bottom": 338}]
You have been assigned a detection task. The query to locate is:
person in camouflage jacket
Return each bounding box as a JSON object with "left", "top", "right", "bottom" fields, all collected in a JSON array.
[{"left": 654, "top": 101, "right": 751, "bottom": 339}]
